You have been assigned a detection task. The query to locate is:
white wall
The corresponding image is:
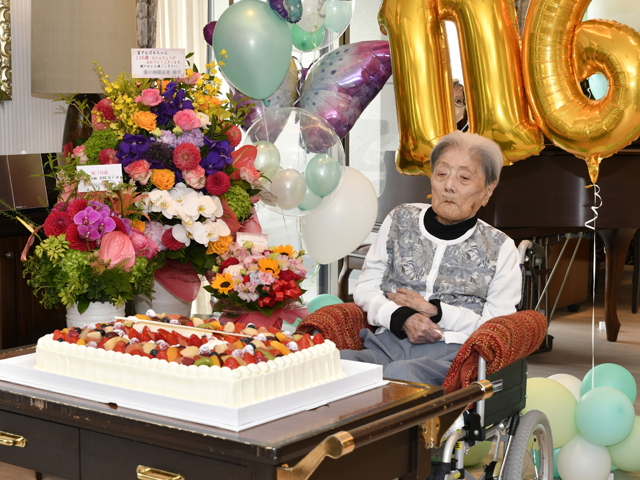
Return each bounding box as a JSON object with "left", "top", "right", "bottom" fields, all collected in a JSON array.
[{"left": 0, "top": 0, "right": 67, "bottom": 156}]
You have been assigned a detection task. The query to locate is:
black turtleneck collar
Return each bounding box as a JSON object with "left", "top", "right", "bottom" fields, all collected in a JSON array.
[{"left": 423, "top": 206, "right": 478, "bottom": 240}]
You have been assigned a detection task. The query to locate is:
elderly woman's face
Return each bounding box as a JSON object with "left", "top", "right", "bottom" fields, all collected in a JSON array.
[{"left": 430, "top": 148, "right": 497, "bottom": 225}]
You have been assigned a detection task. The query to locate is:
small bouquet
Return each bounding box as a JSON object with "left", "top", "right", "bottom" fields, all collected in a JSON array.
[
  {"left": 205, "top": 240, "right": 309, "bottom": 329},
  {"left": 60, "top": 59, "right": 263, "bottom": 301},
  {"left": 20, "top": 178, "right": 157, "bottom": 313}
]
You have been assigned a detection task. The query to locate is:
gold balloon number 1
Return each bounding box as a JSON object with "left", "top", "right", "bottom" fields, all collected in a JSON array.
[{"left": 380, "top": 0, "right": 640, "bottom": 183}]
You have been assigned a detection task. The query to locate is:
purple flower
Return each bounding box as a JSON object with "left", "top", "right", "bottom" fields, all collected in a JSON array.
[
  {"left": 201, "top": 139, "right": 232, "bottom": 174},
  {"left": 157, "top": 131, "right": 178, "bottom": 147},
  {"left": 74, "top": 207, "right": 101, "bottom": 226},
  {"left": 116, "top": 134, "right": 151, "bottom": 167},
  {"left": 176, "top": 129, "right": 205, "bottom": 148},
  {"left": 153, "top": 84, "right": 193, "bottom": 125}
]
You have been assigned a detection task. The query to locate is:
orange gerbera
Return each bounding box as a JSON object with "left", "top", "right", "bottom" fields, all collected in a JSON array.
[
  {"left": 258, "top": 258, "right": 280, "bottom": 276},
  {"left": 211, "top": 272, "right": 235, "bottom": 294},
  {"left": 272, "top": 245, "right": 296, "bottom": 257}
]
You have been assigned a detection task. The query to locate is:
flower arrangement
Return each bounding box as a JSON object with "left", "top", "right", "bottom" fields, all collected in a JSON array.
[
  {"left": 19, "top": 179, "right": 157, "bottom": 313},
  {"left": 205, "top": 241, "right": 307, "bottom": 317},
  {"left": 60, "top": 59, "right": 263, "bottom": 296}
]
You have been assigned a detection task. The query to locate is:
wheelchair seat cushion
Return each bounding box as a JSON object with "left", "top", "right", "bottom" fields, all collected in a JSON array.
[
  {"left": 441, "top": 310, "right": 547, "bottom": 393},
  {"left": 298, "top": 303, "right": 375, "bottom": 351}
]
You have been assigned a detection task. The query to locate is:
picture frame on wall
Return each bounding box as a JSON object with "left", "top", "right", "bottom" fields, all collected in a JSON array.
[{"left": 0, "top": 0, "right": 11, "bottom": 101}]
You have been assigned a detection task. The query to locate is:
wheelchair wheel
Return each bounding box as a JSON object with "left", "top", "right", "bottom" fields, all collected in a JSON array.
[{"left": 503, "top": 410, "right": 554, "bottom": 480}]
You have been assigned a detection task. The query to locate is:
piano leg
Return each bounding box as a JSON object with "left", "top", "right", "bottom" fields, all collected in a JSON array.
[{"left": 597, "top": 228, "right": 636, "bottom": 342}]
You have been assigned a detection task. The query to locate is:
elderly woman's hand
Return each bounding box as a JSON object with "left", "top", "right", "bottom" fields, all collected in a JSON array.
[
  {"left": 402, "top": 313, "right": 443, "bottom": 344},
  {"left": 387, "top": 288, "right": 438, "bottom": 316}
]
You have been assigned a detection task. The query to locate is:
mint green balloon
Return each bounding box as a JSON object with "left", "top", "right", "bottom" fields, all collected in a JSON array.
[
  {"left": 581, "top": 363, "right": 637, "bottom": 403},
  {"left": 554, "top": 448, "right": 560, "bottom": 477},
  {"left": 291, "top": 24, "right": 325, "bottom": 52},
  {"left": 576, "top": 387, "right": 635, "bottom": 446},
  {"left": 213, "top": 0, "right": 292, "bottom": 100},
  {"left": 307, "top": 294, "right": 343, "bottom": 313},
  {"left": 305, "top": 153, "right": 341, "bottom": 197},
  {"left": 324, "top": 0, "right": 353, "bottom": 34},
  {"left": 298, "top": 185, "right": 322, "bottom": 211}
]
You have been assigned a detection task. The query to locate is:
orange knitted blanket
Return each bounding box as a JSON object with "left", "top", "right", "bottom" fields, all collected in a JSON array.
[
  {"left": 298, "top": 303, "right": 372, "bottom": 351},
  {"left": 441, "top": 310, "right": 547, "bottom": 394}
]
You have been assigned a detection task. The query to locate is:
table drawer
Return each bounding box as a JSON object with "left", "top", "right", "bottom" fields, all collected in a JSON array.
[
  {"left": 81, "top": 430, "right": 252, "bottom": 480},
  {"left": 0, "top": 410, "right": 80, "bottom": 479}
]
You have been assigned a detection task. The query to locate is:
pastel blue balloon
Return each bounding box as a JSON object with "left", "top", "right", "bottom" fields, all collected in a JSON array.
[
  {"left": 588, "top": 73, "right": 608, "bottom": 100},
  {"left": 291, "top": 24, "right": 325, "bottom": 52},
  {"left": 576, "top": 387, "right": 635, "bottom": 446},
  {"left": 305, "top": 153, "right": 341, "bottom": 197},
  {"left": 581, "top": 363, "right": 637, "bottom": 403},
  {"left": 307, "top": 294, "right": 343, "bottom": 313},
  {"left": 298, "top": 185, "right": 322, "bottom": 211},
  {"left": 213, "top": 0, "right": 293, "bottom": 100},
  {"left": 324, "top": 0, "right": 353, "bottom": 34}
]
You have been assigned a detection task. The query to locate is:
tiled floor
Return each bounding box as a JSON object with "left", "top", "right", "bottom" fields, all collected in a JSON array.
[{"left": 1, "top": 268, "right": 639, "bottom": 479}]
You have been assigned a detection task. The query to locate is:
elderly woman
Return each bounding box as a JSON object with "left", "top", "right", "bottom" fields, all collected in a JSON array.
[{"left": 341, "top": 131, "right": 521, "bottom": 385}]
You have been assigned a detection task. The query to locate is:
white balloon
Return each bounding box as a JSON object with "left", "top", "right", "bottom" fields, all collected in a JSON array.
[
  {"left": 271, "top": 169, "right": 307, "bottom": 210},
  {"left": 298, "top": 0, "right": 327, "bottom": 33},
  {"left": 548, "top": 374, "right": 583, "bottom": 401},
  {"left": 254, "top": 141, "right": 281, "bottom": 180},
  {"left": 301, "top": 167, "right": 377, "bottom": 264},
  {"left": 557, "top": 434, "right": 611, "bottom": 480}
]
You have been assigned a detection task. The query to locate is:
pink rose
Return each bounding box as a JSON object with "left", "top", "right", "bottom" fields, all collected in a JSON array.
[
  {"left": 239, "top": 165, "right": 261, "bottom": 186},
  {"left": 134, "top": 88, "right": 163, "bottom": 106},
  {"left": 72, "top": 145, "right": 88, "bottom": 164},
  {"left": 124, "top": 160, "right": 152, "bottom": 185},
  {"left": 129, "top": 228, "right": 159, "bottom": 259},
  {"left": 173, "top": 110, "right": 201, "bottom": 131},
  {"left": 179, "top": 72, "right": 202, "bottom": 85},
  {"left": 183, "top": 166, "right": 206, "bottom": 190}
]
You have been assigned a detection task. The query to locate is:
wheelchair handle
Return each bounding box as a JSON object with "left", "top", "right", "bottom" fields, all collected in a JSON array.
[{"left": 277, "top": 380, "right": 494, "bottom": 480}]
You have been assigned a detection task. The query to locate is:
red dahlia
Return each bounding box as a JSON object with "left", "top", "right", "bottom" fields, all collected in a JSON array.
[
  {"left": 206, "top": 171, "right": 231, "bottom": 196},
  {"left": 219, "top": 257, "right": 240, "bottom": 272},
  {"left": 44, "top": 212, "right": 72, "bottom": 237},
  {"left": 173, "top": 143, "right": 201, "bottom": 171},
  {"left": 279, "top": 270, "right": 301, "bottom": 282},
  {"left": 93, "top": 99, "right": 116, "bottom": 121},
  {"left": 111, "top": 216, "right": 128, "bottom": 234},
  {"left": 226, "top": 125, "right": 242, "bottom": 148},
  {"left": 162, "top": 229, "right": 185, "bottom": 251},
  {"left": 99, "top": 148, "right": 119, "bottom": 165},
  {"left": 66, "top": 224, "right": 96, "bottom": 251},
  {"left": 65, "top": 199, "right": 88, "bottom": 218}
]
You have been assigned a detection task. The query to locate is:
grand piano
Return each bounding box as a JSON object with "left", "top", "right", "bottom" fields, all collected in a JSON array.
[{"left": 364, "top": 139, "right": 639, "bottom": 342}]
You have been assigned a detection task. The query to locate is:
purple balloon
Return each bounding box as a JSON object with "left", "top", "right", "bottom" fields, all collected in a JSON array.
[
  {"left": 232, "top": 58, "right": 299, "bottom": 132},
  {"left": 299, "top": 41, "right": 392, "bottom": 139},
  {"left": 269, "top": 0, "right": 302, "bottom": 22},
  {"left": 203, "top": 21, "right": 216, "bottom": 46}
]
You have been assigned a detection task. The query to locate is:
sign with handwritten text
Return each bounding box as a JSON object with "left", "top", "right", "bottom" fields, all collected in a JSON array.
[
  {"left": 77, "top": 165, "right": 123, "bottom": 192},
  {"left": 131, "top": 48, "right": 186, "bottom": 79},
  {"left": 236, "top": 233, "right": 269, "bottom": 250}
]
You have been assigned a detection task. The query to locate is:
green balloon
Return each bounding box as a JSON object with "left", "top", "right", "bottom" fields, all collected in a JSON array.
[
  {"left": 213, "top": 0, "right": 292, "bottom": 100},
  {"left": 298, "top": 185, "right": 322, "bottom": 211},
  {"left": 291, "top": 24, "right": 325, "bottom": 52},
  {"left": 576, "top": 387, "right": 635, "bottom": 446},
  {"left": 306, "top": 294, "right": 343, "bottom": 313},
  {"left": 523, "top": 377, "right": 578, "bottom": 448},
  {"left": 554, "top": 447, "right": 560, "bottom": 477},
  {"left": 581, "top": 363, "right": 637, "bottom": 403},
  {"left": 324, "top": 0, "right": 353, "bottom": 34},
  {"left": 305, "top": 153, "right": 342, "bottom": 197}
]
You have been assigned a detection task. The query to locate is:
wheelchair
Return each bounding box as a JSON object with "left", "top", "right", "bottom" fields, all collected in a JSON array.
[{"left": 428, "top": 356, "right": 553, "bottom": 480}]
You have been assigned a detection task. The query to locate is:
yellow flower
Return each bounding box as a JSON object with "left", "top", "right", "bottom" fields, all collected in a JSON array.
[
  {"left": 134, "top": 111, "right": 157, "bottom": 132},
  {"left": 258, "top": 258, "right": 281, "bottom": 276},
  {"left": 131, "top": 220, "right": 145, "bottom": 233},
  {"left": 211, "top": 273, "right": 235, "bottom": 295},
  {"left": 207, "top": 235, "right": 233, "bottom": 255},
  {"left": 151, "top": 169, "right": 175, "bottom": 190},
  {"left": 272, "top": 245, "right": 296, "bottom": 257}
]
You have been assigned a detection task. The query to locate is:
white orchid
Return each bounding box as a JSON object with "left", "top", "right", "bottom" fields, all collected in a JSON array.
[
  {"left": 171, "top": 224, "right": 191, "bottom": 247},
  {"left": 180, "top": 191, "right": 201, "bottom": 219},
  {"left": 169, "top": 182, "right": 190, "bottom": 201},
  {"left": 190, "top": 222, "right": 210, "bottom": 245},
  {"left": 197, "top": 194, "right": 223, "bottom": 219},
  {"left": 144, "top": 190, "right": 177, "bottom": 219}
]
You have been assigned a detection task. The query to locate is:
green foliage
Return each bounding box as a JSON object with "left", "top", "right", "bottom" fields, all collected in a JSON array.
[{"left": 225, "top": 184, "right": 253, "bottom": 222}]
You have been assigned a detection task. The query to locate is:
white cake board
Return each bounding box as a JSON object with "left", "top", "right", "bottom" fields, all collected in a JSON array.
[{"left": 0, "top": 355, "right": 386, "bottom": 431}]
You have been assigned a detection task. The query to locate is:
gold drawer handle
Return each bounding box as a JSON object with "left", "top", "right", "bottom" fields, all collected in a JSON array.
[
  {"left": 0, "top": 430, "right": 26, "bottom": 448},
  {"left": 136, "top": 465, "right": 184, "bottom": 480}
]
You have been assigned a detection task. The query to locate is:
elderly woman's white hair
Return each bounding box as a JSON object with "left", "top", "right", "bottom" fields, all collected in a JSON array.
[{"left": 430, "top": 131, "right": 504, "bottom": 185}]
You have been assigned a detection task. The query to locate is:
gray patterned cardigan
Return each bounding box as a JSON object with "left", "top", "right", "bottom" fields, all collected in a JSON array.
[{"left": 353, "top": 204, "right": 522, "bottom": 344}]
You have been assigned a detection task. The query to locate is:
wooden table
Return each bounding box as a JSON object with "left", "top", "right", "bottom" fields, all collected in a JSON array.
[{"left": 0, "top": 346, "right": 443, "bottom": 480}]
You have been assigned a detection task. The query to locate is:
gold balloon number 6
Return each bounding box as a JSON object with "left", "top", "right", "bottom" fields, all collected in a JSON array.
[
  {"left": 380, "top": 0, "right": 640, "bottom": 183},
  {"left": 523, "top": 0, "right": 640, "bottom": 184}
]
